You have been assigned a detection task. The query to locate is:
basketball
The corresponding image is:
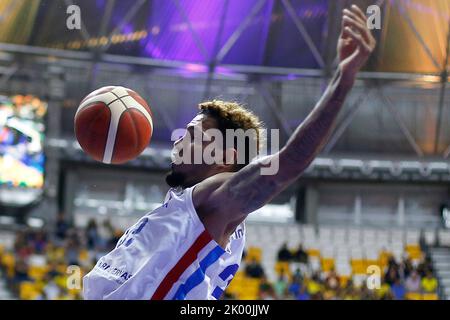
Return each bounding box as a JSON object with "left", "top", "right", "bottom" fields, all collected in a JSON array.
[{"left": 74, "top": 86, "right": 153, "bottom": 164}]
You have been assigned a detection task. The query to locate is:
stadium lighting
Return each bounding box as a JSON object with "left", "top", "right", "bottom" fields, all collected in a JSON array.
[
  {"left": 0, "top": 216, "right": 15, "bottom": 225},
  {"left": 26, "top": 217, "right": 45, "bottom": 228}
]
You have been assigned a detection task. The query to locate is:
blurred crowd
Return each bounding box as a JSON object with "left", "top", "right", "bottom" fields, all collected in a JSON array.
[
  {"left": 0, "top": 218, "right": 441, "bottom": 300},
  {"left": 0, "top": 214, "right": 121, "bottom": 300},
  {"left": 225, "top": 242, "right": 440, "bottom": 300}
]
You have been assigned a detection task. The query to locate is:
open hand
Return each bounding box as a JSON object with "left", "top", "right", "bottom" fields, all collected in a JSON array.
[{"left": 337, "top": 5, "right": 377, "bottom": 79}]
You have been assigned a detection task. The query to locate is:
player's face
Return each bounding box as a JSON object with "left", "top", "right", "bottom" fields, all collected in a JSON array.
[{"left": 166, "top": 114, "right": 223, "bottom": 188}]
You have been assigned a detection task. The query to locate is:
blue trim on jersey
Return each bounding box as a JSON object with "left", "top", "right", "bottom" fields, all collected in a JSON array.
[{"left": 172, "top": 245, "right": 225, "bottom": 300}]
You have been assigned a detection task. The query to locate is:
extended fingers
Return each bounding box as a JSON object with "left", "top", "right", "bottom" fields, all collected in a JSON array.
[
  {"left": 343, "top": 8, "right": 366, "bottom": 27},
  {"left": 350, "top": 4, "right": 368, "bottom": 23},
  {"left": 342, "top": 15, "right": 370, "bottom": 43},
  {"left": 342, "top": 6, "right": 376, "bottom": 48},
  {"left": 342, "top": 26, "right": 371, "bottom": 54}
]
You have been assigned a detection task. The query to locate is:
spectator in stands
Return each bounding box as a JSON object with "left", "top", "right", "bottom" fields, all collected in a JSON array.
[
  {"left": 296, "top": 284, "right": 310, "bottom": 300},
  {"left": 65, "top": 238, "right": 80, "bottom": 266},
  {"left": 324, "top": 269, "right": 340, "bottom": 292},
  {"left": 400, "top": 257, "right": 413, "bottom": 280},
  {"left": 306, "top": 272, "right": 323, "bottom": 300},
  {"left": 359, "top": 283, "right": 375, "bottom": 300},
  {"left": 245, "top": 258, "right": 264, "bottom": 279},
  {"left": 259, "top": 275, "right": 277, "bottom": 300},
  {"left": 55, "top": 213, "right": 69, "bottom": 244},
  {"left": 13, "top": 230, "right": 26, "bottom": 249},
  {"left": 376, "top": 277, "right": 392, "bottom": 300},
  {"left": 292, "top": 267, "right": 303, "bottom": 284},
  {"left": 384, "top": 265, "right": 400, "bottom": 286},
  {"left": 382, "top": 289, "right": 394, "bottom": 300},
  {"left": 11, "top": 258, "right": 30, "bottom": 294},
  {"left": 86, "top": 219, "right": 99, "bottom": 250},
  {"left": 273, "top": 271, "right": 288, "bottom": 298},
  {"left": 288, "top": 279, "right": 300, "bottom": 296},
  {"left": 32, "top": 231, "right": 47, "bottom": 254},
  {"left": 421, "top": 270, "right": 438, "bottom": 294},
  {"left": 14, "top": 230, "right": 33, "bottom": 259},
  {"left": 405, "top": 270, "right": 421, "bottom": 293},
  {"left": 41, "top": 274, "right": 61, "bottom": 300},
  {"left": 98, "top": 219, "right": 116, "bottom": 250},
  {"left": 391, "top": 278, "right": 406, "bottom": 300},
  {"left": 342, "top": 280, "right": 358, "bottom": 300},
  {"left": 292, "top": 244, "right": 308, "bottom": 264},
  {"left": 47, "top": 261, "right": 61, "bottom": 278},
  {"left": 277, "top": 243, "right": 292, "bottom": 262},
  {"left": 417, "top": 255, "right": 433, "bottom": 278}
]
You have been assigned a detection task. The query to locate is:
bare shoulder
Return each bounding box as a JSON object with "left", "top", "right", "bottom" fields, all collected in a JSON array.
[
  {"left": 191, "top": 172, "right": 236, "bottom": 246},
  {"left": 192, "top": 171, "right": 234, "bottom": 212}
]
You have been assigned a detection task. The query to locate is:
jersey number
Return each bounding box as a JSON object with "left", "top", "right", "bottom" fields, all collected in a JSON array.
[
  {"left": 211, "top": 264, "right": 239, "bottom": 300},
  {"left": 117, "top": 217, "right": 149, "bottom": 248}
]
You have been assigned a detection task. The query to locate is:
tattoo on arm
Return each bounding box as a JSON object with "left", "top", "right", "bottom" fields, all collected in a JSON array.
[
  {"left": 281, "top": 67, "right": 354, "bottom": 174},
  {"left": 225, "top": 160, "right": 282, "bottom": 214},
  {"left": 218, "top": 68, "right": 354, "bottom": 218}
]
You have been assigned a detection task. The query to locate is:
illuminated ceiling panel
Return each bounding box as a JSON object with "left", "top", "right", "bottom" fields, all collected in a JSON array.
[
  {"left": 378, "top": 0, "right": 449, "bottom": 73},
  {"left": 0, "top": 0, "right": 448, "bottom": 74}
]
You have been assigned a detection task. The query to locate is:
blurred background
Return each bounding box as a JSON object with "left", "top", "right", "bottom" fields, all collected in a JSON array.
[{"left": 0, "top": 0, "right": 449, "bottom": 300}]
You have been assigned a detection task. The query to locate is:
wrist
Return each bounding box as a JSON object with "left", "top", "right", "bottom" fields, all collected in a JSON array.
[{"left": 337, "top": 64, "right": 357, "bottom": 88}]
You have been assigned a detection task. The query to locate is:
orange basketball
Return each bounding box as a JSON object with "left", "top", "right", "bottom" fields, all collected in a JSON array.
[{"left": 74, "top": 86, "right": 153, "bottom": 164}]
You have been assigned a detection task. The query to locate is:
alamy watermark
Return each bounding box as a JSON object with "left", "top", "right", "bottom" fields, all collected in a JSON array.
[
  {"left": 367, "top": 5, "right": 381, "bottom": 30},
  {"left": 65, "top": 4, "right": 381, "bottom": 31},
  {"left": 170, "top": 127, "right": 280, "bottom": 175},
  {"left": 66, "top": 265, "right": 82, "bottom": 290},
  {"left": 366, "top": 265, "right": 382, "bottom": 289},
  {"left": 66, "top": 5, "right": 81, "bottom": 30}
]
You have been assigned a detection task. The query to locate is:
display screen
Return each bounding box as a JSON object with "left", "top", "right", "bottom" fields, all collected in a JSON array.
[{"left": 0, "top": 95, "right": 47, "bottom": 188}]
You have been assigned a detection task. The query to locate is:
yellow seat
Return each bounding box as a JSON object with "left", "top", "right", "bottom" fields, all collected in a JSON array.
[
  {"left": 240, "top": 293, "right": 258, "bottom": 300},
  {"left": 234, "top": 271, "right": 244, "bottom": 280},
  {"left": 54, "top": 247, "right": 66, "bottom": 262},
  {"left": 321, "top": 258, "right": 335, "bottom": 272},
  {"left": 405, "top": 245, "right": 422, "bottom": 260},
  {"left": 405, "top": 244, "right": 420, "bottom": 251},
  {"left": 245, "top": 247, "right": 262, "bottom": 263},
  {"left": 379, "top": 251, "right": 391, "bottom": 268},
  {"left": 422, "top": 293, "right": 438, "bottom": 300},
  {"left": 236, "top": 276, "right": 260, "bottom": 300},
  {"left": 307, "top": 249, "right": 320, "bottom": 257},
  {"left": 54, "top": 274, "right": 68, "bottom": 288},
  {"left": 227, "top": 276, "right": 243, "bottom": 294},
  {"left": 57, "top": 264, "right": 68, "bottom": 274},
  {"left": 28, "top": 265, "right": 49, "bottom": 281},
  {"left": 339, "top": 275, "right": 350, "bottom": 287},
  {"left": 274, "top": 261, "right": 291, "bottom": 277},
  {"left": 243, "top": 277, "right": 261, "bottom": 288},
  {"left": 365, "top": 259, "right": 380, "bottom": 268},
  {"left": 79, "top": 249, "right": 90, "bottom": 262},
  {"left": 405, "top": 292, "right": 422, "bottom": 300},
  {"left": 68, "top": 287, "right": 82, "bottom": 296},
  {"left": 19, "top": 282, "right": 41, "bottom": 300},
  {"left": 1, "top": 252, "right": 15, "bottom": 278},
  {"left": 350, "top": 259, "right": 366, "bottom": 275}
]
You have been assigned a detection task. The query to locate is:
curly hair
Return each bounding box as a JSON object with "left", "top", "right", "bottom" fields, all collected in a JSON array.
[{"left": 198, "top": 100, "right": 265, "bottom": 170}]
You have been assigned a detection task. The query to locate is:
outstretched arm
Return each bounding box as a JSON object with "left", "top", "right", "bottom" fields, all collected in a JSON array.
[{"left": 197, "top": 5, "right": 376, "bottom": 229}]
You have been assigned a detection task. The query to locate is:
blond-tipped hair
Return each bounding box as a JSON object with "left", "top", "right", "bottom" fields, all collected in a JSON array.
[{"left": 198, "top": 100, "right": 265, "bottom": 169}]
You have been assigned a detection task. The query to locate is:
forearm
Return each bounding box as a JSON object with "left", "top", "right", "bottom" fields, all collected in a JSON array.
[
  {"left": 215, "top": 68, "right": 356, "bottom": 216},
  {"left": 279, "top": 66, "right": 355, "bottom": 176}
]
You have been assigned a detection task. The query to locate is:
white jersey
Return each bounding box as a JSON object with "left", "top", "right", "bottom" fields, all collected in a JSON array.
[{"left": 83, "top": 185, "right": 246, "bottom": 300}]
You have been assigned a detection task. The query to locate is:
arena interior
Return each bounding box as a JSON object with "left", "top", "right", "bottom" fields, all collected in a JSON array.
[{"left": 0, "top": 0, "right": 450, "bottom": 301}]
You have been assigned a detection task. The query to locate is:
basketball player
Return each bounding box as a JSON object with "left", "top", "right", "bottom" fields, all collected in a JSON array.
[{"left": 83, "top": 5, "right": 376, "bottom": 300}]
